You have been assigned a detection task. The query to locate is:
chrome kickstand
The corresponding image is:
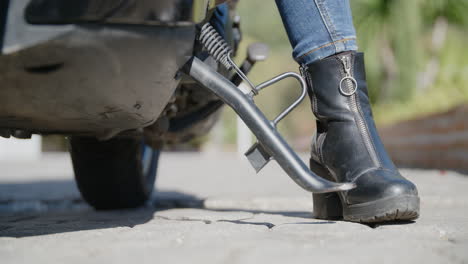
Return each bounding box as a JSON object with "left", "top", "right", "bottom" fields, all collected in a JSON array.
[{"left": 183, "top": 56, "right": 355, "bottom": 194}]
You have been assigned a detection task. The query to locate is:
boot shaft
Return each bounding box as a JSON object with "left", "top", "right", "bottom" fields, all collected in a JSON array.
[
  {"left": 302, "top": 51, "right": 371, "bottom": 123},
  {"left": 303, "top": 51, "right": 397, "bottom": 181}
]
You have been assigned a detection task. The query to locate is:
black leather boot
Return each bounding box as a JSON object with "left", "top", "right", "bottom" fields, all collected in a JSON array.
[{"left": 302, "top": 51, "right": 420, "bottom": 223}]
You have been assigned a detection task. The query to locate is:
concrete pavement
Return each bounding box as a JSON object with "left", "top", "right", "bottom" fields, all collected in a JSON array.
[{"left": 0, "top": 152, "right": 467, "bottom": 263}]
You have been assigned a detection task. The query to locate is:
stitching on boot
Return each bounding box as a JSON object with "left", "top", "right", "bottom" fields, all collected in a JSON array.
[
  {"left": 349, "top": 166, "right": 381, "bottom": 184},
  {"left": 317, "top": 132, "right": 326, "bottom": 163}
]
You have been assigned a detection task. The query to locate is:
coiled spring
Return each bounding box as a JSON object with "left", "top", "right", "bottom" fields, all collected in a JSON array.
[{"left": 199, "top": 23, "right": 233, "bottom": 70}]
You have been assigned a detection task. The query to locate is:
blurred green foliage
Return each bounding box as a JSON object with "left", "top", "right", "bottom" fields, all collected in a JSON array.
[
  {"left": 219, "top": 0, "right": 468, "bottom": 147},
  {"left": 352, "top": 0, "right": 468, "bottom": 124}
]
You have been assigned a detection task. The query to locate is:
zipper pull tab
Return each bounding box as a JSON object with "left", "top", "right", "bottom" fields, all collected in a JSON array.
[
  {"left": 341, "top": 56, "right": 351, "bottom": 77},
  {"left": 339, "top": 55, "right": 358, "bottom": 96}
]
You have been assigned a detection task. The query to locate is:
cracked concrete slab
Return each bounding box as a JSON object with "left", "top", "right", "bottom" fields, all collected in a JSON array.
[
  {"left": 0, "top": 152, "right": 467, "bottom": 264},
  {"left": 155, "top": 208, "right": 254, "bottom": 224}
]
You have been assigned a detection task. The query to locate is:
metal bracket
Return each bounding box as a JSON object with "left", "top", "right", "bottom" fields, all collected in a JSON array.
[
  {"left": 245, "top": 142, "right": 271, "bottom": 173},
  {"left": 243, "top": 72, "right": 306, "bottom": 174}
]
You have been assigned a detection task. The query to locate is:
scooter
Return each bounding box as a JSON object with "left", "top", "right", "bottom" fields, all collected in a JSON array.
[{"left": 0, "top": 0, "right": 354, "bottom": 210}]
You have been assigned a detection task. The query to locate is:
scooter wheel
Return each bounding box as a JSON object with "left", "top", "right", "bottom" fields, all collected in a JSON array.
[{"left": 68, "top": 136, "right": 159, "bottom": 210}]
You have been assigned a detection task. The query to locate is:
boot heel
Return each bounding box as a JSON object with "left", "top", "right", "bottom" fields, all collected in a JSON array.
[{"left": 310, "top": 159, "right": 343, "bottom": 220}]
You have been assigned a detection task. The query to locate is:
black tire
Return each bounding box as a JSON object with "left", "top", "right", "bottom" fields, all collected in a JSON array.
[{"left": 69, "top": 136, "right": 160, "bottom": 210}]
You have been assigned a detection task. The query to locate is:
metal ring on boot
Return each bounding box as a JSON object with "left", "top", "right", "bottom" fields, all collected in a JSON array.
[{"left": 339, "top": 77, "right": 358, "bottom": 96}]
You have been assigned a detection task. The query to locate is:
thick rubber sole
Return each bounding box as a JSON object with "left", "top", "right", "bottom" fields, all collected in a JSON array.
[
  {"left": 310, "top": 159, "right": 420, "bottom": 223},
  {"left": 343, "top": 194, "right": 419, "bottom": 223}
]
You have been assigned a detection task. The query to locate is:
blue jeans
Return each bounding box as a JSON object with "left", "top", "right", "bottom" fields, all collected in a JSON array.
[
  {"left": 275, "top": 0, "right": 358, "bottom": 65},
  {"left": 210, "top": 4, "right": 229, "bottom": 39},
  {"left": 212, "top": 1, "right": 357, "bottom": 65}
]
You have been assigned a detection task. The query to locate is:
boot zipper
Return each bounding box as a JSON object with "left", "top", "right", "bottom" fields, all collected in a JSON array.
[
  {"left": 339, "top": 55, "right": 381, "bottom": 167},
  {"left": 300, "top": 65, "right": 318, "bottom": 115}
]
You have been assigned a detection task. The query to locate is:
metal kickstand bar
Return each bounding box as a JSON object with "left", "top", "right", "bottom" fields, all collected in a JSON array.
[{"left": 183, "top": 57, "right": 355, "bottom": 193}]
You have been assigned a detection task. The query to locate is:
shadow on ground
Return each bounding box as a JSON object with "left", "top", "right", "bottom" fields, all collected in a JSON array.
[{"left": 0, "top": 179, "right": 319, "bottom": 238}]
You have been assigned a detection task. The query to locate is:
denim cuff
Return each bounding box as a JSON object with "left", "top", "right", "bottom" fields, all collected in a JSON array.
[{"left": 295, "top": 38, "right": 358, "bottom": 65}]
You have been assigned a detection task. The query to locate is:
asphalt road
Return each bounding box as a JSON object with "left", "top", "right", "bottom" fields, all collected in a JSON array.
[{"left": 1, "top": 152, "right": 467, "bottom": 264}]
